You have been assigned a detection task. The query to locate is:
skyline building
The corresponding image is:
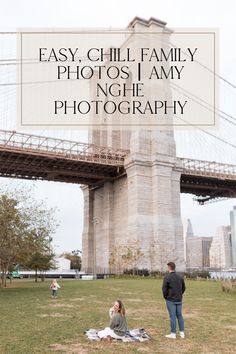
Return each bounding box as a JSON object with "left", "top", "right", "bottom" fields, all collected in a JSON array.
[
  {"left": 230, "top": 206, "right": 236, "bottom": 267},
  {"left": 209, "top": 226, "right": 232, "bottom": 270},
  {"left": 183, "top": 219, "right": 213, "bottom": 269}
]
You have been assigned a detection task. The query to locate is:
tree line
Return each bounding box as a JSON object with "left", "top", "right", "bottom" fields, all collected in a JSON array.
[
  {"left": 0, "top": 187, "right": 57, "bottom": 287},
  {"left": 109, "top": 239, "right": 184, "bottom": 275}
]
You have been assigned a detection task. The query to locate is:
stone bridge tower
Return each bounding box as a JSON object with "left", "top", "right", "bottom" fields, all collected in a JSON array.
[{"left": 82, "top": 17, "right": 185, "bottom": 273}]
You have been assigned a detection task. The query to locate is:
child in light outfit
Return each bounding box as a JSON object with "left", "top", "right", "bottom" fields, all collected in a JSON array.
[
  {"left": 98, "top": 300, "right": 128, "bottom": 340},
  {"left": 50, "top": 279, "right": 61, "bottom": 298}
]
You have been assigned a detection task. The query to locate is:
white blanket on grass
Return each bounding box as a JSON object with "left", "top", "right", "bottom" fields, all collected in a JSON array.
[{"left": 85, "top": 328, "right": 151, "bottom": 342}]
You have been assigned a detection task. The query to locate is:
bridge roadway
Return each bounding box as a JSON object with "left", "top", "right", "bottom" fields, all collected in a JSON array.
[{"left": 0, "top": 130, "right": 236, "bottom": 202}]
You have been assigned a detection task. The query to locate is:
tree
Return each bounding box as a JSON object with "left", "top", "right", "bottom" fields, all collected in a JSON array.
[
  {"left": 148, "top": 240, "right": 167, "bottom": 273},
  {"left": 122, "top": 240, "right": 144, "bottom": 275},
  {"left": 0, "top": 195, "right": 27, "bottom": 287},
  {"left": 148, "top": 239, "right": 185, "bottom": 273},
  {"left": 26, "top": 252, "right": 55, "bottom": 282},
  {"left": 109, "top": 244, "right": 125, "bottom": 274},
  {"left": 109, "top": 239, "right": 144, "bottom": 275},
  {"left": 149, "top": 240, "right": 157, "bottom": 273},
  {"left": 0, "top": 186, "right": 58, "bottom": 287}
]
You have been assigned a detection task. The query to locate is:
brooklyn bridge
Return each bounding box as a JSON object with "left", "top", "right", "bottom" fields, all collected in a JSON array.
[{"left": 0, "top": 17, "right": 236, "bottom": 272}]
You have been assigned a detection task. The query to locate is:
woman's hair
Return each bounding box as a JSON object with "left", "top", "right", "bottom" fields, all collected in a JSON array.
[{"left": 116, "top": 300, "right": 125, "bottom": 316}]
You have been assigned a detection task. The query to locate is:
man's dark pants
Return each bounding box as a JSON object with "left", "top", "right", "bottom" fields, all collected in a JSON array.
[{"left": 166, "top": 300, "right": 184, "bottom": 333}]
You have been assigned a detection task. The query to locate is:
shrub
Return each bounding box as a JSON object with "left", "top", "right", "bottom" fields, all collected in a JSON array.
[
  {"left": 185, "top": 270, "right": 210, "bottom": 279},
  {"left": 150, "top": 270, "right": 165, "bottom": 278},
  {"left": 221, "top": 279, "right": 233, "bottom": 293},
  {"left": 123, "top": 268, "right": 150, "bottom": 277}
]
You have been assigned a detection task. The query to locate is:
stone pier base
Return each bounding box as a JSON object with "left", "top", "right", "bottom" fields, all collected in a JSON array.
[{"left": 82, "top": 131, "right": 185, "bottom": 273}]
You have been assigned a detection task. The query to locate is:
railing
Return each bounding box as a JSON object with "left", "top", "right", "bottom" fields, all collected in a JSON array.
[
  {"left": 178, "top": 157, "right": 236, "bottom": 180},
  {"left": 0, "top": 130, "right": 128, "bottom": 166},
  {"left": 1, "top": 130, "right": 236, "bottom": 177}
]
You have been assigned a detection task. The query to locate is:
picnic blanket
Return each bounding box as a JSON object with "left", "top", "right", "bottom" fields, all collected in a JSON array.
[{"left": 85, "top": 328, "right": 152, "bottom": 342}]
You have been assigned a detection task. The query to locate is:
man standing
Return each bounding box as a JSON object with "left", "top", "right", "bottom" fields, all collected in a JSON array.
[{"left": 162, "top": 262, "right": 186, "bottom": 339}]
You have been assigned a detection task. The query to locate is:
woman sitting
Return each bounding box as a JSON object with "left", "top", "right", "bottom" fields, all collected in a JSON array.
[{"left": 98, "top": 300, "right": 128, "bottom": 340}]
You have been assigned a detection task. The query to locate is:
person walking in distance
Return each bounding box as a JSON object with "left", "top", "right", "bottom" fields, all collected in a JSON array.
[
  {"left": 50, "top": 279, "right": 61, "bottom": 299},
  {"left": 162, "top": 262, "right": 186, "bottom": 339}
]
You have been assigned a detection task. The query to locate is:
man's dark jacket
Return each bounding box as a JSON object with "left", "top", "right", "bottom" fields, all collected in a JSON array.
[{"left": 162, "top": 271, "right": 186, "bottom": 302}]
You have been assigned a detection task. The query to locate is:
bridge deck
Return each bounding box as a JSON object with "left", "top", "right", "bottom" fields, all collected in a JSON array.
[
  {"left": 0, "top": 130, "right": 127, "bottom": 185},
  {"left": 1, "top": 130, "right": 236, "bottom": 201},
  {"left": 179, "top": 158, "right": 236, "bottom": 202}
]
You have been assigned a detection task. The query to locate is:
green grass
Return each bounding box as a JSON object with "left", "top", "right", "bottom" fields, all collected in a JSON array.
[{"left": 0, "top": 278, "right": 235, "bottom": 354}]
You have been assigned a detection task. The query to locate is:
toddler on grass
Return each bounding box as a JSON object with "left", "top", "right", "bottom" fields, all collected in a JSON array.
[{"left": 50, "top": 279, "right": 61, "bottom": 298}]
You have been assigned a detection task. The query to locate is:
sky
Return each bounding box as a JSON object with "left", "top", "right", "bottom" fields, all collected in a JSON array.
[{"left": 0, "top": 0, "right": 236, "bottom": 253}]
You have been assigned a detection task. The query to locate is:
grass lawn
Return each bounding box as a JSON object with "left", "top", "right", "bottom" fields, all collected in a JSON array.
[{"left": 0, "top": 278, "right": 235, "bottom": 354}]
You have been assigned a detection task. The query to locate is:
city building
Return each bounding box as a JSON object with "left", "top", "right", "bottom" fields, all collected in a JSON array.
[
  {"left": 183, "top": 219, "right": 194, "bottom": 261},
  {"left": 209, "top": 226, "right": 232, "bottom": 270},
  {"left": 230, "top": 206, "right": 236, "bottom": 267},
  {"left": 183, "top": 219, "right": 212, "bottom": 269},
  {"left": 186, "top": 236, "right": 213, "bottom": 269}
]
